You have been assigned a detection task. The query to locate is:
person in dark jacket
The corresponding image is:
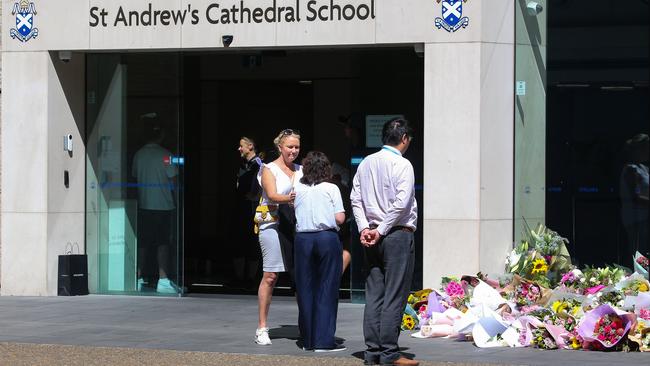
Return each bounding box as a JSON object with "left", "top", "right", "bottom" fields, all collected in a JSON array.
[{"left": 232, "top": 137, "right": 263, "bottom": 289}]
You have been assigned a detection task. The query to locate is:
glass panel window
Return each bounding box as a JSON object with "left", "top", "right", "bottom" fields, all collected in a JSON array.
[{"left": 86, "top": 53, "right": 183, "bottom": 296}]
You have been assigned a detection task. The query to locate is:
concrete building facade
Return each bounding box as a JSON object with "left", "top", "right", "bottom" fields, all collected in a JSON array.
[{"left": 0, "top": 0, "right": 539, "bottom": 296}]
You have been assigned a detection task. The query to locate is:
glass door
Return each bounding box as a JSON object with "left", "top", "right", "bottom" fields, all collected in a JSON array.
[
  {"left": 514, "top": 0, "right": 547, "bottom": 242},
  {"left": 86, "top": 53, "right": 183, "bottom": 296}
]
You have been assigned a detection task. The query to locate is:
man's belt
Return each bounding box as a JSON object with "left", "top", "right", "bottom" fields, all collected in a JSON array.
[
  {"left": 369, "top": 225, "right": 415, "bottom": 233},
  {"left": 391, "top": 226, "right": 415, "bottom": 233}
]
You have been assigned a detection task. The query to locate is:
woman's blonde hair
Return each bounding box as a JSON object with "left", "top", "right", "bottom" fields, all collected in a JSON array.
[{"left": 273, "top": 129, "right": 301, "bottom": 149}]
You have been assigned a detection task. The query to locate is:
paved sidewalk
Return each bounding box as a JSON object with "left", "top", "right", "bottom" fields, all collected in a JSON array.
[
  {"left": 0, "top": 294, "right": 647, "bottom": 365},
  {"left": 0, "top": 343, "right": 497, "bottom": 366}
]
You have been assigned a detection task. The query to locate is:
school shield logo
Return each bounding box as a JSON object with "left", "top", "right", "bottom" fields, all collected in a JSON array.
[
  {"left": 10, "top": 1, "right": 39, "bottom": 42},
  {"left": 435, "top": 0, "right": 470, "bottom": 32}
]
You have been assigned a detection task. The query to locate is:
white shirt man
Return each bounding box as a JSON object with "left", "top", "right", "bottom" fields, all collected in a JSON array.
[{"left": 350, "top": 118, "right": 419, "bottom": 366}]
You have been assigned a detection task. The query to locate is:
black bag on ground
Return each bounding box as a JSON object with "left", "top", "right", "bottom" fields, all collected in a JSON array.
[{"left": 58, "top": 243, "right": 89, "bottom": 296}]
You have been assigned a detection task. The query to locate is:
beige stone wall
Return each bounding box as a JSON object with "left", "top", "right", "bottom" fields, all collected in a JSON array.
[{"left": 1, "top": 0, "right": 4, "bottom": 287}]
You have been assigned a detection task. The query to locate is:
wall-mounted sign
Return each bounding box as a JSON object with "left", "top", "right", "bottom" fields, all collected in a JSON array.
[
  {"left": 365, "top": 115, "right": 404, "bottom": 148},
  {"left": 89, "top": 0, "right": 376, "bottom": 28},
  {"left": 516, "top": 81, "right": 526, "bottom": 96}
]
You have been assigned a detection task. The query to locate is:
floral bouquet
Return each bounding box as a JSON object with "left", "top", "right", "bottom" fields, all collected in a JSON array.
[
  {"left": 640, "top": 308, "right": 650, "bottom": 322},
  {"left": 475, "top": 272, "right": 507, "bottom": 291},
  {"left": 635, "top": 252, "right": 649, "bottom": 279},
  {"left": 402, "top": 302, "right": 420, "bottom": 331},
  {"left": 551, "top": 299, "right": 583, "bottom": 330},
  {"left": 581, "top": 266, "right": 626, "bottom": 293},
  {"left": 559, "top": 269, "right": 585, "bottom": 294},
  {"left": 505, "top": 243, "right": 550, "bottom": 286},
  {"left": 505, "top": 241, "right": 532, "bottom": 277},
  {"left": 629, "top": 324, "right": 650, "bottom": 352},
  {"left": 508, "top": 275, "right": 552, "bottom": 307},
  {"left": 441, "top": 278, "right": 470, "bottom": 312},
  {"left": 616, "top": 273, "right": 650, "bottom": 296},
  {"left": 407, "top": 288, "right": 433, "bottom": 308},
  {"left": 402, "top": 312, "right": 417, "bottom": 331},
  {"left": 514, "top": 281, "right": 542, "bottom": 307},
  {"left": 577, "top": 304, "right": 636, "bottom": 350},
  {"left": 526, "top": 223, "right": 572, "bottom": 285},
  {"left": 629, "top": 307, "right": 650, "bottom": 351},
  {"left": 416, "top": 308, "right": 464, "bottom": 338},
  {"left": 505, "top": 224, "right": 572, "bottom": 288},
  {"left": 403, "top": 289, "right": 434, "bottom": 330},
  {"left": 531, "top": 327, "right": 558, "bottom": 349},
  {"left": 565, "top": 332, "right": 584, "bottom": 350},
  {"left": 425, "top": 290, "right": 446, "bottom": 315},
  {"left": 594, "top": 290, "right": 625, "bottom": 309},
  {"left": 517, "top": 314, "right": 569, "bottom": 349}
]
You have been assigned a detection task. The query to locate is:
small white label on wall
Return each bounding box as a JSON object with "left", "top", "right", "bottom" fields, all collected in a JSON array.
[{"left": 516, "top": 81, "right": 526, "bottom": 96}]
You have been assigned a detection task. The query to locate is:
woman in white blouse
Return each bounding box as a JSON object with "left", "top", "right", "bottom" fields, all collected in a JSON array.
[
  {"left": 254, "top": 129, "right": 303, "bottom": 346},
  {"left": 293, "top": 151, "right": 346, "bottom": 352}
]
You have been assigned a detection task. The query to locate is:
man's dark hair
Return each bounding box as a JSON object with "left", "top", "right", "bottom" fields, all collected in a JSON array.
[
  {"left": 382, "top": 118, "right": 413, "bottom": 146},
  {"left": 300, "top": 151, "right": 332, "bottom": 186}
]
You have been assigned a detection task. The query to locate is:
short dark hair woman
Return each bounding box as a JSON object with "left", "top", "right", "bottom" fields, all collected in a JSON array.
[{"left": 293, "top": 151, "right": 346, "bottom": 352}]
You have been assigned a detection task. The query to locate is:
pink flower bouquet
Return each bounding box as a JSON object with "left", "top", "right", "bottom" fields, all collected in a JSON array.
[
  {"left": 635, "top": 252, "right": 649, "bottom": 277},
  {"left": 444, "top": 281, "right": 470, "bottom": 311},
  {"left": 445, "top": 281, "right": 465, "bottom": 297},
  {"left": 506, "top": 275, "right": 552, "bottom": 307},
  {"left": 639, "top": 308, "right": 650, "bottom": 321},
  {"left": 514, "top": 282, "right": 542, "bottom": 306},
  {"left": 577, "top": 304, "right": 636, "bottom": 350}
]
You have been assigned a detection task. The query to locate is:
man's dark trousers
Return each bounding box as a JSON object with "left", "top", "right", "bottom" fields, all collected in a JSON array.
[
  {"left": 294, "top": 230, "right": 342, "bottom": 350},
  {"left": 363, "top": 229, "right": 415, "bottom": 365}
]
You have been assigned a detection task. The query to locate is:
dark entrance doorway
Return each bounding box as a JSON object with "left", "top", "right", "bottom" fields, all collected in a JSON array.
[
  {"left": 180, "top": 47, "right": 424, "bottom": 297},
  {"left": 183, "top": 79, "right": 313, "bottom": 293}
]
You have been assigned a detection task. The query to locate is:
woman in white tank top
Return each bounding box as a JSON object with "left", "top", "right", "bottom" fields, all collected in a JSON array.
[{"left": 254, "top": 129, "right": 303, "bottom": 346}]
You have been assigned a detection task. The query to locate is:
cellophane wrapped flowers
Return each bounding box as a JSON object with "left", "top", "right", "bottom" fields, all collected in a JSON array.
[
  {"left": 402, "top": 223, "right": 650, "bottom": 353},
  {"left": 531, "top": 327, "right": 558, "bottom": 350},
  {"left": 515, "top": 282, "right": 542, "bottom": 307},
  {"left": 577, "top": 304, "right": 636, "bottom": 350}
]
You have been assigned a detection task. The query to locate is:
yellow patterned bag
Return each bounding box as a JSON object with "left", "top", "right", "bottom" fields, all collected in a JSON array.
[{"left": 253, "top": 199, "right": 278, "bottom": 234}]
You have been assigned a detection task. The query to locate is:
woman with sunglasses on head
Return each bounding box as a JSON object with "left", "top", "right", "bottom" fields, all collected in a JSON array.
[
  {"left": 293, "top": 151, "right": 346, "bottom": 352},
  {"left": 254, "top": 129, "right": 303, "bottom": 346}
]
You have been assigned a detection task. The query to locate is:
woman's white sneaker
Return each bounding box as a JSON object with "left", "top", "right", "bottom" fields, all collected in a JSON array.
[{"left": 254, "top": 327, "right": 272, "bottom": 345}]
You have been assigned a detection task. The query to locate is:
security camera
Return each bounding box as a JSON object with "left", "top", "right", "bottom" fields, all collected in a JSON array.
[
  {"left": 526, "top": 2, "right": 543, "bottom": 16},
  {"left": 222, "top": 35, "right": 233, "bottom": 48},
  {"left": 58, "top": 51, "right": 72, "bottom": 63}
]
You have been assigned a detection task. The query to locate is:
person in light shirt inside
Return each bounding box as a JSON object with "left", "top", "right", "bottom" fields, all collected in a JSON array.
[
  {"left": 132, "top": 122, "right": 179, "bottom": 294},
  {"left": 350, "top": 118, "right": 419, "bottom": 366},
  {"left": 293, "top": 151, "right": 346, "bottom": 352}
]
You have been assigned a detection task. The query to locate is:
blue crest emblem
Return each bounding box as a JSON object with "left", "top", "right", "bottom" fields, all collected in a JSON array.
[
  {"left": 435, "top": 0, "right": 470, "bottom": 32},
  {"left": 10, "top": 0, "right": 39, "bottom": 42}
]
